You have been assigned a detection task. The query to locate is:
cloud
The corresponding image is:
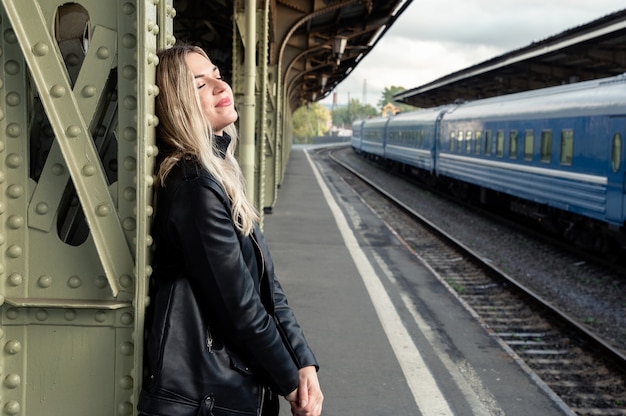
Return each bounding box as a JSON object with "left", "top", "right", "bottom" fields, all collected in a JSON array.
[{"left": 322, "top": 0, "right": 625, "bottom": 108}]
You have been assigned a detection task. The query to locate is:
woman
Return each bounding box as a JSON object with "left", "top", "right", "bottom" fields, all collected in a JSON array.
[{"left": 138, "top": 43, "right": 323, "bottom": 416}]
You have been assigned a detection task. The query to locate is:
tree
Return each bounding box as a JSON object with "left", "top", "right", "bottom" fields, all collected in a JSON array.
[
  {"left": 377, "top": 86, "right": 416, "bottom": 113},
  {"left": 331, "top": 98, "right": 377, "bottom": 128},
  {"left": 292, "top": 103, "right": 331, "bottom": 143}
]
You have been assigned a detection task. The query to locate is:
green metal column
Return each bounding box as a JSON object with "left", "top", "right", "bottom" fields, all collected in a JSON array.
[
  {"left": 239, "top": 0, "right": 257, "bottom": 206},
  {"left": 0, "top": 0, "right": 169, "bottom": 414},
  {"left": 235, "top": 0, "right": 278, "bottom": 216}
]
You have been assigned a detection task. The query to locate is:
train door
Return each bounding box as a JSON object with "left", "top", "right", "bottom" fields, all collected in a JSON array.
[
  {"left": 606, "top": 117, "right": 626, "bottom": 226},
  {"left": 433, "top": 105, "right": 455, "bottom": 173}
]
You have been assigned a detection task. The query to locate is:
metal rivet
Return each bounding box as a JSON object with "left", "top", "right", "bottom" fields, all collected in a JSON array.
[
  {"left": 4, "top": 400, "right": 20, "bottom": 415},
  {"left": 123, "top": 127, "right": 137, "bottom": 141},
  {"left": 122, "top": 2, "right": 136, "bottom": 15},
  {"left": 122, "top": 217, "right": 136, "bottom": 231},
  {"left": 96, "top": 204, "right": 111, "bottom": 217},
  {"left": 122, "top": 34, "right": 136, "bottom": 49},
  {"left": 68, "top": 275, "right": 82, "bottom": 288},
  {"left": 35, "top": 309, "right": 48, "bottom": 321},
  {"left": 5, "top": 340, "right": 21, "bottom": 354},
  {"left": 120, "top": 341, "right": 134, "bottom": 356},
  {"left": 5, "top": 60, "right": 19, "bottom": 75},
  {"left": 122, "top": 65, "right": 137, "bottom": 80},
  {"left": 32, "top": 42, "right": 49, "bottom": 56},
  {"left": 119, "top": 274, "right": 133, "bottom": 289},
  {"left": 65, "top": 310, "right": 77, "bottom": 321},
  {"left": 7, "top": 185, "right": 23, "bottom": 198},
  {"left": 7, "top": 273, "right": 22, "bottom": 286},
  {"left": 6, "top": 123, "right": 21, "bottom": 138},
  {"left": 6, "top": 153, "right": 22, "bottom": 168},
  {"left": 119, "top": 375, "right": 133, "bottom": 390},
  {"left": 4, "top": 373, "right": 21, "bottom": 388},
  {"left": 97, "top": 47, "right": 110, "bottom": 59},
  {"left": 82, "top": 163, "right": 96, "bottom": 176},
  {"left": 117, "top": 401, "right": 133, "bottom": 416},
  {"left": 51, "top": 163, "right": 65, "bottom": 176},
  {"left": 120, "top": 313, "right": 133, "bottom": 325},
  {"left": 6, "top": 245, "right": 22, "bottom": 258},
  {"left": 123, "top": 95, "right": 136, "bottom": 110},
  {"left": 66, "top": 53, "right": 80, "bottom": 66},
  {"left": 82, "top": 84, "right": 96, "bottom": 97},
  {"left": 38, "top": 275, "right": 52, "bottom": 288},
  {"left": 50, "top": 84, "right": 65, "bottom": 98},
  {"left": 6, "top": 92, "right": 20, "bottom": 106},
  {"left": 95, "top": 310, "right": 107, "bottom": 322},
  {"left": 66, "top": 125, "right": 81, "bottom": 138},
  {"left": 7, "top": 215, "right": 23, "bottom": 229},
  {"left": 123, "top": 187, "right": 136, "bottom": 201},
  {"left": 95, "top": 275, "right": 108, "bottom": 289},
  {"left": 123, "top": 156, "right": 137, "bottom": 171},
  {"left": 35, "top": 202, "right": 49, "bottom": 215}
]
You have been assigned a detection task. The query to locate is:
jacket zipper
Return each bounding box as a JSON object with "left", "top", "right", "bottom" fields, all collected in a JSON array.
[
  {"left": 206, "top": 325, "right": 213, "bottom": 352},
  {"left": 251, "top": 232, "right": 265, "bottom": 282},
  {"left": 258, "top": 386, "right": 265, "bottom": 416}
]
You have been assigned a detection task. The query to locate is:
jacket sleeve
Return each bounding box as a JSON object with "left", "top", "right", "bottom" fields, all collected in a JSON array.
[
  {"left": 253, "top": 227, "right": 319, "bottom": 372},
  {"left": 168, "top": 176, "right": 300, "bottom": 396}
]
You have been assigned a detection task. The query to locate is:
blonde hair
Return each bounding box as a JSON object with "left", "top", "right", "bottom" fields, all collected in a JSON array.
[{"left": 155, "top": 43, "right": 259, "bottom": 235}]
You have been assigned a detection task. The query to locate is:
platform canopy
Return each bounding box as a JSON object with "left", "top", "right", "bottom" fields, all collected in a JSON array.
[
  {"left": 394, "top": 8, "right": 626, "bottom": 108},
  {"left": 172, "top": 0, "right": 413, "bottom": 110}
]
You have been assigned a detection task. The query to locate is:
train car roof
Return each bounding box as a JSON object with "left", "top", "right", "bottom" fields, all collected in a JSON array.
[
  {"left": 387, "top": 105, "right": 454, "bottom": 125},
  {"left": 394, "top": 8, "right": 626, "bottom": 109},
  {"left": 362, "top": 116, "right": 393, "bottom": 127},
  {"left": 443, "top": 73, "right": 626, "bottom": 121}
]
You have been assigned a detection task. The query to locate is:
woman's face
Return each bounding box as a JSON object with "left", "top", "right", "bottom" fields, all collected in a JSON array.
[{"left": 185, "top": 52, "right": 238, "bottom": 135}]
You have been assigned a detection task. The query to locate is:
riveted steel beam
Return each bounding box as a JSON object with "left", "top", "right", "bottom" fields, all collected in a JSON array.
[{"left": 3, "top": 0, "right": 131, "bottom": 297}]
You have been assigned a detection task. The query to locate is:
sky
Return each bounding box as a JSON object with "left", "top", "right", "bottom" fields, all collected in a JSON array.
[{"left": 320, "top": 0, "right": 625, "bottom": 109}]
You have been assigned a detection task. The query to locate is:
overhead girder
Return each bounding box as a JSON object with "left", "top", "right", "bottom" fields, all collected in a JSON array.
[{"left": 274, "top": 0, "right": 413, "bottom": 110}]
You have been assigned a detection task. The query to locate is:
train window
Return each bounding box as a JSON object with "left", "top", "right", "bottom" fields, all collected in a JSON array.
[
  {"left": 450, "top": 131, "right": 456, "bottom": 151},
  {"left": 509, "top": 131, "right": 518, "bottom": 159},
  {"left": 560, "top": 129, "right": 573, "bottom": 166},
  {"left": 496, "top": 130, "right": 504, "bottom": 157},
  {"left": 523, "top": 130, "right": 534, "bottom": 161},
  {"left": 611, "top": 132, "right": 622, "bottom": 173},
  {"left": 457, "top": 130, "right": 464, "bottom": 153},
  {"left": 540, "top": 130, "right": 552, "bottom": 163},
  {"left": 466, "top": 131, "right": 473, "bottom": 153},
  {"left": 475, "top": 131, "right": 482, "bottom": 155},
  {"left": 484, "top": 130, "right": 492, "bottom": 156}
]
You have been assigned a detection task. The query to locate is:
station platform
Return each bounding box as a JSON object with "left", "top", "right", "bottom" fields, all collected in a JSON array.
[{"left": 263, "top": 145, "right": 571, "bottom": 416}]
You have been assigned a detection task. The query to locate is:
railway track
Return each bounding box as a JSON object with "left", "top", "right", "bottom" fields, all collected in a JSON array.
[{"left": 321, "top": 145, "right": 626, "bottom": 416}]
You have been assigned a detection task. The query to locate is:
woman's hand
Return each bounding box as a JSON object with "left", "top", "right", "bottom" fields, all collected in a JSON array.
[{"left": 288, "top": 366, "right": 323, "bottom": 416}]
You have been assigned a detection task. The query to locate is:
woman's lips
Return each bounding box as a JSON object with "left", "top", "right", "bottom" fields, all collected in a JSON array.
[{"left": 216, "top": 97, "right": 232, "bottom": 107}]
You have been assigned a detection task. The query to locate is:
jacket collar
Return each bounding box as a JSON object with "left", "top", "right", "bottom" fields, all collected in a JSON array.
[{"left": 214, "top": 133, "right": 231, "bottom": 159}]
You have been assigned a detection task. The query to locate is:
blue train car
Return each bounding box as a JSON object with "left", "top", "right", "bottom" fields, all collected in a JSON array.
[
  {"left": 351, "top": 119, "right": 365, "bottom": 153},
  {"left": 361, "top": 116, "right": 391, "bottom": 160},
  {"left": 384, "top": 106, "right": 452, "bottom": 173},
  {"left": 436, "top": 75, "right": 626, "bottom": 232}
]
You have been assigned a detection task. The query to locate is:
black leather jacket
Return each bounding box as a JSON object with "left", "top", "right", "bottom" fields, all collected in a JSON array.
[{"left": 138, "top": 155, "right": 318, "bottom": 416}]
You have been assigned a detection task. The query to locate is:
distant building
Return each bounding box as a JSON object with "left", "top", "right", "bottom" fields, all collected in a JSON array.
[
  {"left": 330, "top": 126, "right": 352, "bottom": 136},
  {"left": 382, "top": 102, "right": 401, "bottom": 117}
]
